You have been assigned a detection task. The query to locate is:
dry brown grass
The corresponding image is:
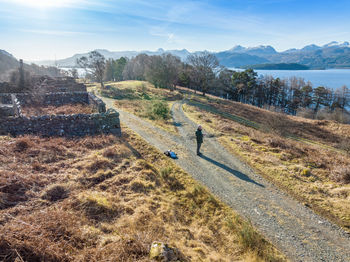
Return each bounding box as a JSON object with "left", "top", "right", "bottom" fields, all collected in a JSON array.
[
  {"left": 0, "top": 135, "right": 118, "bottom": 209},
  {"left": 184, "top": 103, "right": 350, "bottom": 232},
  {"left": 21, "top": 104, "right": 95, "bottom": 116},
  {"left": 90, "top": 80, "right": 182, "bottom": 133},
  {"left": 188, "top": 95, "right": 350, "bottom": 149},
  {"left": 0, "top": 130, "right": 285, "bottom": 261}
]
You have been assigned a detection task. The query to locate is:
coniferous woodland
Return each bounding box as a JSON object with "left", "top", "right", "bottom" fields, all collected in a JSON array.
[{"left": 79, "top": 51, "right": 350, "bottom": 123}]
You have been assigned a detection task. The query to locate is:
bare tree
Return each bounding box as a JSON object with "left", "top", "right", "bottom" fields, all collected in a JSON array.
[
  {"left": 122, "top": 54, "right": 150, "bottom": 81},
  {"left": 145, "top": 54, "right": 182, "bottom": 90},
  {"left": 69, "top": 68, "right": 79, "bottom": 79},
  {"left": 333, "top": 85, "right": 350, "bottom": 112},
  {"left": 77, "top": 51, "right": 106, "bottom": 88},
  {"left": 187, "top": 51, "right": 219, "bottom": 96}
]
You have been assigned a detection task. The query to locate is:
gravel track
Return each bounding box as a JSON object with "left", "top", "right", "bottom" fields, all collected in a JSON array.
[{"left": 102, "top": 97, "right": 350, "bottom": 262}]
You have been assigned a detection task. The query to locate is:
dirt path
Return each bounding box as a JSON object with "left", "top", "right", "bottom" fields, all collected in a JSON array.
[{"left": 102, "top": 97, "right": 350, "bottom": 262}]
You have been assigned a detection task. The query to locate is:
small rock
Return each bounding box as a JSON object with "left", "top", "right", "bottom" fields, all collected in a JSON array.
[{"left": 149, "top": 241, "right": 180, "bottom": 261}]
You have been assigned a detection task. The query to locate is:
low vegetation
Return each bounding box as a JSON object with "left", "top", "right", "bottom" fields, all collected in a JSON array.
[
  {"left": 88, "top": 80, "right": 183, "bottom": 133},
  {"left": 21, "top": 104, "right": 95, "bottom": 116},
  {"left": 183, "top": 93, "right": 350, "bottom": 231},
  {"left": 0, "top": 129, "right": 285, "bottom": 261}
]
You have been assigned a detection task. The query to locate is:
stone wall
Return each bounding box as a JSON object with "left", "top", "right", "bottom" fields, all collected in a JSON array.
[
  {"left": 0, "top": 91, "right": 120, "bottom": 137},
  {"left": 16, "top": 92, "right": 90, "bottom": 107},
  {"left": 0, "top": 82, "right": 17, "bottom": 94},
  {"left": 0, "top": 76, "right": 86, "bottom": 94},
  {"left": 0, "top": 94, "right": 16, "bottom": 118},
  {"left": 0, "top": 109, "right": 121, "bottom": 137},
  {"left": 33, "top": 76, "right": 87, "bottom": 93},
  {"left": 0, "top": 105, "right": 15, "bottom": 118},
  {"left": 11, "top": 94, "right": 22, "bottom": 117},
  {"left": 88, "top": 93, "right": 106, "bottom": 113},
  {"left": 0, "top": 94, "right": 12, "bottom": 104}
]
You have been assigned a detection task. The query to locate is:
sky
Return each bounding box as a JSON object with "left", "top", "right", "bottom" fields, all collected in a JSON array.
[{"left": 0, "top": 0, "right": 350, "bottom": 61}]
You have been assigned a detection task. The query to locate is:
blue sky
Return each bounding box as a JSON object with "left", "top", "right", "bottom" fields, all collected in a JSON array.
[{"left": 1, "top": 0, "right": 349, "bottom": 61}]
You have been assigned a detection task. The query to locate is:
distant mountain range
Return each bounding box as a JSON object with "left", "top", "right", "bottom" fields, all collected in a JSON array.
[
  {"left": 36, "top": 48, "right": 192, "bottom": 68},
  {"left": 215, "top": 41, "right": 350, "bottom": 68},
  {"left": 14, "top": 41, "right": 350, "bottom": 69}
]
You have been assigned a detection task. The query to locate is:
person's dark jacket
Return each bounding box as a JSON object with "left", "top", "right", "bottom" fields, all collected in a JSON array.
[{"left": 195, "top": 129, "right": 203, "bottom": 144}]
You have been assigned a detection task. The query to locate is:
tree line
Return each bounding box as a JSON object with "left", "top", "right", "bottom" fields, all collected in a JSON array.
[{"left": 77, "top": 51, "right": 349, "bottom": 121}]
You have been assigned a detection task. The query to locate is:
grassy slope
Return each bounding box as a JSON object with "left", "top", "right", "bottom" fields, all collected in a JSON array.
[
  {"left": 183, "top": 94, "right": 350, "bottom": 232},
  {"left": 88, "top": 80, "right": 350, "bottom": 231},
  {"left": 87, "top": 80, "right": 183, "bottom": 133},
  {"left": 0, "top": 130, "right": 285, "bottom": 261}
]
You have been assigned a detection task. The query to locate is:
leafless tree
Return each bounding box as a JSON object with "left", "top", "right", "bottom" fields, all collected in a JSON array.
[
  {"left": 187, "top": 51, "right": 219, "bottom": 96},
  {"left": 77, "top": 51, "right": 106, "bottom": 88},
  {"left": 145, "top": 54, "right": 182, "bottom": 90}
]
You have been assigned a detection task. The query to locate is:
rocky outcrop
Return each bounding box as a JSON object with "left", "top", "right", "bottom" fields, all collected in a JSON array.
[{"left": 149, "top": 242, "right": 183, "bottom": 262}]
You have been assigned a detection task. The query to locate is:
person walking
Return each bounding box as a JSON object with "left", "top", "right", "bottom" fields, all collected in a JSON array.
[{"left": 195, "top": 125, "right": 203, "bottom": 156}]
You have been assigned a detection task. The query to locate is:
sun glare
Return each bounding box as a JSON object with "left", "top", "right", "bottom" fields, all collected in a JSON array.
[{"left": 13, "top": 0, "right": 73, "bottom": 8}]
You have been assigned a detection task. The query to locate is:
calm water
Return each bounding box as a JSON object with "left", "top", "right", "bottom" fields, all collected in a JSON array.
[
  {"left": 231, "top": 68, "right": 350, "bottom": 90},
  {"left": 62, "top": 67, "right": 350, "bottom": 90}
]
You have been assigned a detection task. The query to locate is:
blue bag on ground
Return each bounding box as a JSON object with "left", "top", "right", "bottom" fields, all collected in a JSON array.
[{"left": 164, "top": 150, "right": 178, "bottom": 159}]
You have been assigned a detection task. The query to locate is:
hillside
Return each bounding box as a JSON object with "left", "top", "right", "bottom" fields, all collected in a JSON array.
[
  {"left": 92, "top": 81, "right": 350, "bottom": 233},
  {"left": 215, "top": 52, "right": 270, "bottom": 68},
  {"left": 241, "top": 63, "right": 309, "bottom": 70},
  {"left": 182, "top": 93, "right": 350, "bottom": 231},
  {"left": 36, "top": 49, "right": 191, "bottom": 67},
  {"left": 0, "top": 130, "right": 284, "bottom": 260},
  {"left": 268, "top": 45, "right": 350, "bottom": 69},
  {"left": 0, "top": 50, "right": 63, "bottom": 81},
  {"left": 0, "top": 50, "right": 19, "bottom": 80}
]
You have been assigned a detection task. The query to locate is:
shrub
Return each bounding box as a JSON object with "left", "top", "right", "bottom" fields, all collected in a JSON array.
[
  {"left": 86, "top": 157, "right": 113, "bottom": 172},
  {"left": 130, "top": 181, "right": 149, "bottom": 193},
  {"left": 102, "top": 147, "right": 119, "bottom": 159},
  {"left": 41, "top": 184, "right": 69, "bottom": 202},
  {"left": 146, "top": 100, "right": 170, "bottom": 120},
  {"left": 339, "top": 138, "right": 350, "bottom": 154},
  {"left": 160, "top": 167, "right": 184, "bottom": 191},
  {"left": 331, "top": 166, "right": 350, "bottom": 184},
  {"left": 160, "top": 167, "right": 172, "bottom": 180},
  {"left": 296, "top": 107, "right": 315, "bottom": 119},
  {"left": 238, "top": 221, "right": 264, "bottom": 251},
  {"left": 13, "top": 137, "right": 33, "bottom": 152},
  {"left": 300, "top": 168, "right": 311, "bottom": 177},
  {"left": 315, "top": 108, "right": 350, "bottom": 124},
  {"left": 75, "top": 192, "right": 122, "bottom": 221}
]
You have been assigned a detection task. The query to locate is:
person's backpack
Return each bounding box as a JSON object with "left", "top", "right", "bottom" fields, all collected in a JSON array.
[{"left": 164, "top": 150, "right": 178, "bottom": 159}]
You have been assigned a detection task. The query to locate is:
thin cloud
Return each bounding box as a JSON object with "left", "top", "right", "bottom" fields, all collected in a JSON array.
[
  {"left": 149, "top": 26, "right": 180, "bottom": 44},
  {"left": 21, "top": 29, "right": 93, "bottom": 36}
]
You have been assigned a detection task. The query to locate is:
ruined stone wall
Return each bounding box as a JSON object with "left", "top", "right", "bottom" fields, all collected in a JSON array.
[
  {"left": 0, "top": 109, "right": 121, "bottom": 137},
  {"left": 88, "top": 93, "right": 106, "bottom": 113},
  {"left": 31, "top": 76, "right": 86, "bottom": 93},
  {"left": 0, "top": 105, "right": 15, "bottom": 118},
  {"left": 16, "top": 92, "right": 90, "bottom": 106},
  {"left": 0, "top": 82, "right": 17, "bottom": 94},
  {"left": 0, "top": 76, "right": 86, "bottom": 94},
  {"left": 0, "top": 94, "right": 12, "bottom": 104},
  {"left": 0, "top": 94, "right": 16, "bottom": 118},
  {"left": 11, "top": 94, "right": 22, "bottom": 117},
  {"left": 0, "top": 91, "right": 120, "bottom": 137}
]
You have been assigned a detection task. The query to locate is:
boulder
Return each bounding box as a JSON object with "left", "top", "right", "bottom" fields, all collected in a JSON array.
[{"left": 149, "top": 242, "right": 181, "bottom": 261}]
